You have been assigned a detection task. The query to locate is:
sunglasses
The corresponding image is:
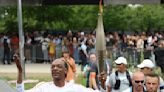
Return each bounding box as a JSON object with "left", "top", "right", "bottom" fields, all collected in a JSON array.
[{"left": 135, "top": 80, "right": 144, "bottom": 84}]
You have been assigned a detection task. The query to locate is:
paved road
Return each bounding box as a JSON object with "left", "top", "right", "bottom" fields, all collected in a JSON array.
[{"left": 0, "top": 63, "right": 82, "bottom": 74}]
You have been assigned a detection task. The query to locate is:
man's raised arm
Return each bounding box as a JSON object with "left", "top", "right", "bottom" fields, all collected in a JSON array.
[{"left": 13, "top": 53, "right": 24, "bottom": 92}]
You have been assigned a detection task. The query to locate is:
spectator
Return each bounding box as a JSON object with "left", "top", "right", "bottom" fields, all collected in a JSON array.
[
  {"left": 78, "top": 32, "right": 87, "bottom": 44},
  {"left": 3, "top": 34, "right": 11, "bottom": 64},
  {"left": 10, "top": 32, "right": 19, "bottom": 60},
  {"left": 24, "top": 33, "right": 32, "bottom": 63},
  {"left": 67, "top": 39, "right": 74, "bottom": 57},
  {"left": 121, "top": 34, "right": 128, "bottom": 51},
  {"left": 61, "top": 49, "right": 76, "bottom": 84},
  {"left": 106, "top": 57, "right": 132, "bottom": 92},
  {"left": 154, "top": 40, "right": 164, "bottom": 73},
  {"left": 53, "top": 35, "right": 62, "bottom": 59},
  {"left": 72, "top": 37, "right": 80, "bottom": 64},
  {"left": 136, "top": 35, "right": 144, "bottom": 63},
  {"left": 48, "top": 37, "right": 56, "bottom": 62},
  {"left": 147, "top": 34, "right": 153, "bottom": 47},
  {"left": 61, "top": 37, "right": 68, "bottom": 53},
  {"left": 41, "top": 35, "right": 49, "bottom": 64},
  {"left": 86, "top": 39, "right": 95, "bottom": 54},
  {"left": 137, "top": 59, "right": 155, "bottom": 75},
  {"left": 88, "top": 53, "right": 99, "bottom": 90},
  {"left": 79, "top": 40, "right": 88, "bottom": 70}
]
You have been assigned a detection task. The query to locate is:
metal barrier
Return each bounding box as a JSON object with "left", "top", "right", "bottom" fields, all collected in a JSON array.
[
  {"left": 106, "top": 47, "right": 156, "bottom": 66},
  {"left": 24, "top": 44, "right": 63, "bottom": 63},
  {"left": 0, "top": 44, "right": 162, "bottom": 65}
]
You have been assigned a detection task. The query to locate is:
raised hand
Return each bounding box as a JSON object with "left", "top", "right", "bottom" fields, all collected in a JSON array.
[
  {"left": 13, "top": 53, "right": 23, "bottom": 84},
  {"left": 13, "top": 53, "right": 22, "bottom": 72},
  {"left": 98, "top": 72, "right": 107, "bottom": 90}
]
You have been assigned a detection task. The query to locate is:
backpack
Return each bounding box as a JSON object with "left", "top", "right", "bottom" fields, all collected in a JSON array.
[{"left": 114, "top": 70, "right": 132, "bottom": 90}]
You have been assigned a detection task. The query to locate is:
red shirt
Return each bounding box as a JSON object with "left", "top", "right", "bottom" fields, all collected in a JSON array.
[{"left": 11, "top": 36, "right": 19, "bottom": 49}]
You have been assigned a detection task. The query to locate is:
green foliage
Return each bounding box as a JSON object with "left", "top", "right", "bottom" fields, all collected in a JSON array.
[
  {"left": 11, "top": 83, "right": 37, "bottom": 90},
  {"left": 103, "top": 5, "right": 164, "bottom": 31},
  {"left": 75, "top": 73, "right": 86, "bottom": 86},
  {"left": 1, "top": 5, "right": 164, "bottom": 32}
]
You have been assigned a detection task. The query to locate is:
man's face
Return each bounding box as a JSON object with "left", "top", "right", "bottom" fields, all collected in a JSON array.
[
  {"left": 146, "top": 76, "right": 159, "bottom": 92},
  {"left": 51, "top": 60, "right": 67, "bottom": 81},
  {"left": 89, "top": 54, "right": 97, "bottom": 62},
  {"left": 117, "top": 64, "right": 125, "bottom": 72},
  {"left": 63, "top": 52, "right": 69, "bottom": 59},
  {"left": 133, "top": 73, "right": 145, "bottom": 92},
  {"left": 141, "top": 67, "right": 152, "bottom": 75}
]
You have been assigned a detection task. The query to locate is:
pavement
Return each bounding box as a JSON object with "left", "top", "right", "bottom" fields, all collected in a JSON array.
[
  {"left": 0, "top": 63, "right": 51, "bottom": 73},
  {"left": 0, "top": 63, "right": 82, "bottom": 84},
  {"left": 0, "top": 63, "right": 82, "bottom": 74}
]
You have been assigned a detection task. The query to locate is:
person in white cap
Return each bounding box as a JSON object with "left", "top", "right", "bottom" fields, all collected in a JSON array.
[
  {"left": 137, "top": 59, "right": 164, "bottom": 92},
  {"left": 106, "top": 57, "right": 132, "bottom": 92},
  {"left": 137, "top": 59, "right": 155, "bottom": 75}
]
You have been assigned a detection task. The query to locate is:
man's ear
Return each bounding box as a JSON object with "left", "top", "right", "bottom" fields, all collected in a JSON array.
[
  {"left": 65, "top": 69, "right": 67, "bottom": 74},
  {"left": 65, "top": 69, "right": 68, "bottom": 77}
]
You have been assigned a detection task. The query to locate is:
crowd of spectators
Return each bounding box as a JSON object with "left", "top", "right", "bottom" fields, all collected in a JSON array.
[{"left": 0, "top": 31, "right": 163, "bottom": 67}]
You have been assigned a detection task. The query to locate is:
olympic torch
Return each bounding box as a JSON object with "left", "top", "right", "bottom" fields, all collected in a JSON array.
[
  {"left": 96, "top": 14, "right": 106, "bottom": 74},
  {"left": 96, "top": 14, "right": 107, "bottom": 91}
]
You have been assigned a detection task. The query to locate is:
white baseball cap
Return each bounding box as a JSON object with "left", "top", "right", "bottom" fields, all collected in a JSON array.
[
  {"left": 115, "top": 57, "right": 127, "bottom": 65},
  {"left": 137, "top": 59, "right": 155, "bottom": 68}
]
